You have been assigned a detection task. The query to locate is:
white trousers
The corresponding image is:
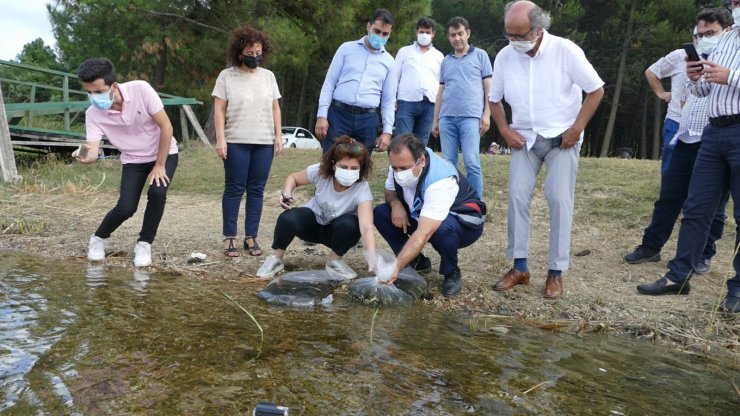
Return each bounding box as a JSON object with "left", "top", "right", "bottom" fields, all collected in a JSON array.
[{"left": 507, "top": 136, "right": 580, "bottom": 271}]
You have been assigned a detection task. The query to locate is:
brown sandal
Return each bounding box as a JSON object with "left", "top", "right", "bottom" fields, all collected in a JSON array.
[
  {"left": 244, "top": 236, "right": 262, "bottom": 256},
  {"left": 224, "top": 237, "right": 240, "bottom": 257}
]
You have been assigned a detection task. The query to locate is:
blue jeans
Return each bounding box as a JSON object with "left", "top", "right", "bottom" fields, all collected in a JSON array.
[
  {"left": 395, "top": 99, "right": 435, "bottom": 146},
  {"left": 439, "top": 116, "right": 483, "bottom": 198},
  {"left": 660, "top": 118, "right": 679, "bottom": 175},
  {"left": 642, "top": 141, "right": 727, "bottom": 259},
  {"left": 373, "top": 203, "right": 483, "bottom": 276},
  {"left": 96, "top": 154, "right": 178, "bottom": 244},
  {"left": 324, "top": 104, "right": 379, "bottom": 153},
  {"left": 666, "top": 123, "right": 740, "bottom": 292},
  {"left": 222, "top": 143, "right": 274, "bottom": 238}
]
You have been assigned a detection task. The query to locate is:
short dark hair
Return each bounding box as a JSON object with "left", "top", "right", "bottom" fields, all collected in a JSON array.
[
  {"left": 696, "top": 7, "right": 733, "bottom": 29},
  {"left": 227, "top": 26, "right": 272, "bottom": 67},
  {"left": 416, "top": 17, "right": 436, "bottom": 31},
  {"left": 77, "top": 58, "right": 117, "bottom": 85},
  {"left": 447, "top": 16, "right": 470, "bottom": 32},
  {"left": 388, "top": 133, "right": 426, "bottom": 161},
  {"left": 369, "top": 9, "right": 394, "bottom": 26},
  {"left": 319, "top": 135, "right": 373, "bottom": 180}
]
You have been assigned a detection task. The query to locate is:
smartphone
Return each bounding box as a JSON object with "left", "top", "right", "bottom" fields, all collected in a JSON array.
[{"left": 683, "top": 43, "right": 700, "bottom": 62}]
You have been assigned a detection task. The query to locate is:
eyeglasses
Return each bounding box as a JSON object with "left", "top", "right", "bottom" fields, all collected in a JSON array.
[
  {"left": 337, "top": 142, "right": 364, "bottom": 155},
  {"left": 693, "top": 29, "right": 720, "bottom": 40},
  {"left": 504, "top": 27, "right": 535, "bottom": 41}
]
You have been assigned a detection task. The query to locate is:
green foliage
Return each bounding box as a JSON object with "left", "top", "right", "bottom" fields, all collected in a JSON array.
[
  {"left": 28, "top": 0, "right": 728, "bottom": 160},
  {"left": 0, "top": 38, "right": 70, "bottom": 106}
]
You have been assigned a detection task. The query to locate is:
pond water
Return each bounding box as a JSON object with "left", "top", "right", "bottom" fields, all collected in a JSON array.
[{"left": 0, "top": 251, "right": 737, "bottom": 415}]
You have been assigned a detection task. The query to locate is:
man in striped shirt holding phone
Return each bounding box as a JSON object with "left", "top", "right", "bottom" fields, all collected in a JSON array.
[{"left": 636, "top": 5, "right": 740, "bottom": 314}]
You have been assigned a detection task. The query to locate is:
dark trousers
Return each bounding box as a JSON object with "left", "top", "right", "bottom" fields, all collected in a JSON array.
[
  {"left": 95, "top": 153, "right": 178, "bottom": 244},
  {"left": 395, "top": 98, "right": 435, "bottom": 146},
  {"left": 667, "top": 123, "right": 740, "bottom": 292},
  {"left": 222, "top": 143, "right": 274, "bottom": 238},
  {"left": 324, "top": 103, "right": 379, "bottom": 153},
  {"left": 373, "top": 203, "right": 483, "bottom": 276},
  {"left": 642, "top": 141, "right": 727, "bottom": 259},
  {"left": 272, "top": 207, "right": 360, "bottom": 256}
]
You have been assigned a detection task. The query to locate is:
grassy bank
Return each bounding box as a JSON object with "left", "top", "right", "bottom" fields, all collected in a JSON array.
[{"left": 7, "top": 143, "right": 668, "bottom": 217}]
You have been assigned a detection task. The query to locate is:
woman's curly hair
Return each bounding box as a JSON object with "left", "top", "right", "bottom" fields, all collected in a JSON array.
[
  {"left": 227, "top": 26, "right": 272, "bottom": 67},
  {"left": 319, "top": 135, "right": 373, "bottom": 181}
]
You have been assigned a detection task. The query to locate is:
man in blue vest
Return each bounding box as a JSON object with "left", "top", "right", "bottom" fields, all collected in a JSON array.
[{"left": 374, "top": 134, "right": 486, "bottom": 297}]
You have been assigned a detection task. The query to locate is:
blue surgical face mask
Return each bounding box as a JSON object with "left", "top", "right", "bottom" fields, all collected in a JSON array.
[
  {"left": 368, "top": 32, "right": 388, "bottom": 49},
  {"left": 394, "top": 158, "right": 421, "bottom": 188},
  {"left": 88, "top": 87, "right": 114, "bottom": 110},
  {"left": 697, "top": 35, "right": 720, "bottom": 57}
]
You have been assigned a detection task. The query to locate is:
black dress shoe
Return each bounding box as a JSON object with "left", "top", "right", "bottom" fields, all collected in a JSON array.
[
  {"left": 442, "top": 269, "right": 462, "bottom": 298},
  {"left": 624, "top": 245, "right": 661, "bottom": 264},
  {"left": 693, "top": 258, "right": 712, "bottom": 275},
  {"left": 723, "top": 292, "right": 740, "bottom": 313},
  {"left": 637, "top": 277, "right": 691, "bottom": 296},
  {"left": 412, "top": 253, "right": 432, "bottom": 273}
]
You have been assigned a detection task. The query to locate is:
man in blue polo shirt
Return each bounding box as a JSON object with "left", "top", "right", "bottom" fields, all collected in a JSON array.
[
  {"left": 432, "top": 16, "right": 493, "bottom": 199},
  {"left": 315, "top": 9, "right": 396, "bottom": 153}
]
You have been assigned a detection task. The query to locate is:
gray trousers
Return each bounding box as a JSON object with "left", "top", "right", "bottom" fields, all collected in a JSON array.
[{"left": 508, "top": 135, "right": 580, "bottom": 271}]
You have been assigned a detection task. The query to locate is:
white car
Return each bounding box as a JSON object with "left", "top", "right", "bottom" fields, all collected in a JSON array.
[{"left": 282, "top": 127, "right": 321, "bottom": 149}]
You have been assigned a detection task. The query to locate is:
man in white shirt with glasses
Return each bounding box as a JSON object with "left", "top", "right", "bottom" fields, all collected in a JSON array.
[{"left": 489, "top": 0, "right": 604, "bottom": 299}]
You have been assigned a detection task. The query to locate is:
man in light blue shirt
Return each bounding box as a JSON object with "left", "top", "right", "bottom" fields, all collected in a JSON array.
[
  {"left": 316, "top": 9, "right": 396, "bottom": 153},
  {"left": 432, "top": 16, "right": 493, "bottom": 199}
]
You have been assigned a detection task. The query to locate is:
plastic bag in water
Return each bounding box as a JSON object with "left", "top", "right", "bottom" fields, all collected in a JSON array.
[
  {"left": 372, "top": 250, "right": 397, "bottom": 283},
  {"left": 348, "top": 266, "right": 428, "bottom": 306},
  {"left": 257, "top": 270, "right": 342, "bottom": 307}
]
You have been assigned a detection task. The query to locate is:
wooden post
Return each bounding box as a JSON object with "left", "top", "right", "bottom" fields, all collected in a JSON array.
[
  {"left": 182, "top": 104, "right": 212, "bottom": 149},
  {"left": 29, "top": 85, "right": 36, "bottom": 127},
  {"left": 179, "top": 106, "right": 189, "bottom": 150},
  {"left": 63, "top": 75, "right": 70, "bottom": 131},
  {"left": 0, "top": 83, "right": 21, "bottom": 183}
]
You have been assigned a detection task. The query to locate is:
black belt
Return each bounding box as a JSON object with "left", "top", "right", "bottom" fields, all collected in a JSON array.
[
  {"left": 709, "top": 114, "right": 740, "bottom": 128},
  {"left": 331, "top": 99, "right": 378, "bottom": 114}
]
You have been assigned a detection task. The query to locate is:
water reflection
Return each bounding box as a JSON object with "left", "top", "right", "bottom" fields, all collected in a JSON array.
[
  {"left": 130, "top": 270, "right": 150, "bottom": 295},
  {"left": 85, "top": 264, "right": 106, "bottom": 288},
  {"left": 0, "top": 256, "right": 75, "bottom": 413},
  {"left": 0, "top": 252, "right": 737, "bottom": 415}
]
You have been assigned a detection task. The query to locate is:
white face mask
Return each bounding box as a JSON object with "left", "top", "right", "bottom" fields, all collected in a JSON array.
[
  {"left": 733, "top": 8, "right": 740, "bottom": 24},
  {"left": 697, "top": 35, "right": 720, "bottom": 57},
  {"left": 417, "top": 33, "right": 433, "bottom": 47},
  {"left": 510, "top": 40, "right": 537, "bottom": 53},
  {"left": 394, "top": 158, "right": 421, "bottom": 188},
  {"left": 334, "top": 167, "right": 360, "bottom": 187}
]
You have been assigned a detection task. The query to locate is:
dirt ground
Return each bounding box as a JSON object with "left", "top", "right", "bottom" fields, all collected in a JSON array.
[{"left": 1, "top": 189, "right": 738, "bottom": 358}]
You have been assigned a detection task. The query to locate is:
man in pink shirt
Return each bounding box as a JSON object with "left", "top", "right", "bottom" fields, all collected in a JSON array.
[{"left": 75, "top": 58, "right": 179, "bottom": 267}]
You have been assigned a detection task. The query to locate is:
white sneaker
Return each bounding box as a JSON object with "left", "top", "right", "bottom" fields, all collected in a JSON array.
[
  {"left": 325, "top": 258, "right": 357, "bottom": 280},
  {"left": 87, "top": 235, "right": 107, "bottom": 261},
  {"left": 134, "top": 241, "right": 152, "bottom": 267},
  {"left": 256, "top": 255, "right": 284, "bottom": 278}
]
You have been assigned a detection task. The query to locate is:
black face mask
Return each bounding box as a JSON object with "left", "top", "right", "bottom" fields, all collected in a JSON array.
[{"left": 241, "top": 55, "right": 262, "bottom": 69}]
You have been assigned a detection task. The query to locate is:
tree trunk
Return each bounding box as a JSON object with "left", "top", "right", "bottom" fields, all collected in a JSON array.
[
  {"left": 652, "top": 95, "right": 662, "bottom": 160},
  {"left": 640, "top": 87, "right": 648, "bottom": 159},
  {"left": 600, "top": 3, "right": 635, "bottom": 157},
  {"left": 154, "top": 36, "right": 168, "bottom": 89},
  {"left": 295, "top": 68, "right": 308, "bottom": 126}
]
